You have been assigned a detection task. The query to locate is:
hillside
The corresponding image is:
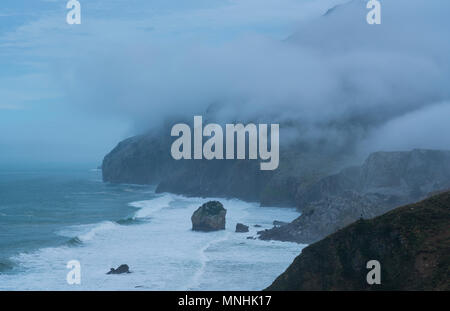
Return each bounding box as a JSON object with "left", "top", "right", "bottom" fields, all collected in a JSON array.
[
  {"left": 266, "top": 191, "right": 450, "bottom": 290},
  {"left": 259, "top": 149, "right": 450, "bottom": 244},
  {"left": 101, "top": 127, "right": 349, "bottom": 206}
]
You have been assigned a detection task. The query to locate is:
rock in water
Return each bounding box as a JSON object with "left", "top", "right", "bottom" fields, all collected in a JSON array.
[
  {"left": 191, "top": 201, "right": 226, "bottom": 231},
  {"left": 107, "top": 264, "right": 130, "bottom": 275},
  {"left": 235, "top": 223, "right": 249, "bottom": 233}
]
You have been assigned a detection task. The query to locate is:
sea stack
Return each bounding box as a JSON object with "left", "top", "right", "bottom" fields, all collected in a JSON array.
[
  {"left": 106, "top": 264, "right": 131, "bottom": 275},
  {"left": 235, "top": 223, "right": 249, "bottom": 233},
  {"left": 191, "top": 201, "right": 226, "bottom": 231}
]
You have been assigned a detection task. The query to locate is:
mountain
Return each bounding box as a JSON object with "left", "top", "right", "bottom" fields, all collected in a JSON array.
[
  {"left": 266, "top": 191, "right": 450, "bottom": 291},
  {"left": 259, "top": 149, "right": 450, "bottom": 244},
  {"left": 102, "top": 128, "right": 349, "bottom": 206}
]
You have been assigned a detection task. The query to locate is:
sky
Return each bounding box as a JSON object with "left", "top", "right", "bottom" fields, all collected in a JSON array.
[
  {"left": 0, "top": 0, "right": 449, "bottom": 168},
  {"left": 0, "top": 0, "right": 347, "bottom": 168}
]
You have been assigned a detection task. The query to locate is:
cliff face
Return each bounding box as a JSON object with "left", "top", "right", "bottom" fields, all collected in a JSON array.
[
  {"left": 266, "top": 191, "right": 450, "bottom": 291},
  {"left": 103, "top": 134, "right": 450, "bottom": 246},
  {"left": 259, "top": 149, "right": 450, "bottom": 244},
  {"left": 102, "top": 132, "right": 347, "bottom": 206},
  {"left": 102, "top": 133, "right": 276, "bottom": 202},
  {"left": 296, "top": 149, "right": 450, "bottom": 208},
  {"left": 102, "top": 135, "right": 172, "bottom": 185}
]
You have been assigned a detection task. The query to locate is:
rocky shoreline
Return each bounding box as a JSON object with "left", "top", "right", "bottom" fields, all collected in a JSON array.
[
  {"left": 258, "top": 149, "right": 450, "bottom": 244},
  {"left": 265, "top": 191, "right": 450, "bottom": 290},
  {"left": 101, "top": 132, "right": 450, "bottom": 291},
  {"left": 102, "top": 129, "right": 351, "bottom": 207},
  {"left": 103, "top": 138, "right": 450, "bottom": 244}
]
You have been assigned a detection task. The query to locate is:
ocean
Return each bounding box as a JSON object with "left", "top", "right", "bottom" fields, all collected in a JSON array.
[{"left": 0, "top": 168, "right": 305, "bottom": 290}]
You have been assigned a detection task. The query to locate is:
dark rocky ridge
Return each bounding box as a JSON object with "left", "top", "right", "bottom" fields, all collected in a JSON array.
[
  {"left": 102, "top": 134, "right": 172, "bottom": 185},
  {"left": 259, "top": 149, "right": 450, "bottom": 244},
  {"left": 102, "top": 129, "right": 349, "bottom": 206},
  {"left": 266, "top": 191, "right": 450, "bottom": 290},
  {"left": 102, "top": 131, "right": 450, "bottom": 244}
]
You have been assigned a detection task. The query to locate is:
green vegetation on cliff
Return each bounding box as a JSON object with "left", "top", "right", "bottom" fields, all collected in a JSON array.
[{"left": 266, "top": 191, "right": 450, "bottom": 290}]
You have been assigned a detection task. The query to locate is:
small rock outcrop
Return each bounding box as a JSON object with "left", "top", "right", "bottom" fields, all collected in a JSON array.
[
  {"left": 235, "top": 223, "right": 249, "bottom": 233},
  {"left": 191, "top": 201, "right": 226, "bottom": 231},
  {"left": 107, "top": 264, "right": 130, "bottom": 275}
]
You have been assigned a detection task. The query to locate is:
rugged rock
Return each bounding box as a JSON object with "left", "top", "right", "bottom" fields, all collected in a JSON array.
[
  {"left": 260, "top": 149, "right": 450, "bottom": 244},
  {"left": 266, "top": 191, "right": 450, "bottom": 290},
  {"left": 259, "top": 191, "right": 390, "bottom": 244},
  {"left": 235, "top": 223, "right": 249, "bottom": 233},
  {"left": 107, "top": 264, "right": 130, "bottom": 275},
  {"left": 296, "top": 149, "right": 450, "bottom": 209},
  {"left": 102, "top": 134, "right": 173, "bottom": 185},
  {"left": 191, "top": 201, "right": 227, "bottom": 231},
  {"left": 102, "top": 126, "right": 348, "bottom": 206},
  {"left": 156, "top": 159, "right": 272, "bottom": 203},
  {"left": 102, "top": 127, "right": 450, "bottom": 246}
]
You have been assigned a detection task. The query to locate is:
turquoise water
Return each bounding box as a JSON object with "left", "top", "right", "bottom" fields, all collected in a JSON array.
[
  {"left": 0, "top": 169, "right": 154, "bottom": 273},
  {"left": 0, "top": 168, "right": 304, "bottom": 290}
]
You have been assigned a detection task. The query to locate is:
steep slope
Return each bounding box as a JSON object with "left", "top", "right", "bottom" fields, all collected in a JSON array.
[
  {"left": 259, "top": 149, "right": 450, "bottom": 243},
  {"left": 102, "top": 134, "right": 172, "bottom": 185},
  {"left": 266, "top": 191, "right": 450, "bottom": 291},
  {"left": 102, "top": 128, "right": 348, "bottom": 206}
]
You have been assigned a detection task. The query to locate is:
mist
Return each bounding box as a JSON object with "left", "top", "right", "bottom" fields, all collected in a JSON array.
[
  {"left": 1, "top": 0, "right": 449, "bottom": 166},
  {"left": 60, "top": 0, "right": 450, "bottom": 158}
]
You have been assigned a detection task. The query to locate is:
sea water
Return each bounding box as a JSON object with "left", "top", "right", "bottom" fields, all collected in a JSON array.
[{"left": 0, "top": 169, "right": 305, "bottom": 290}]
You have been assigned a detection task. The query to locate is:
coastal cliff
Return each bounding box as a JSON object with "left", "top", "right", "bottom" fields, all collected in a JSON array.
[
  {"left": 259, "top": 149, "right": 450, "bottom": 244},
  {"left": 103, "top": 137, "right": 450, "bottom": 244},
  {"left": 102, "top": 130, "right": 348, "bottom": 206},
  {"left": 265, "top": 191, "right": 450, "bottom": 290}
]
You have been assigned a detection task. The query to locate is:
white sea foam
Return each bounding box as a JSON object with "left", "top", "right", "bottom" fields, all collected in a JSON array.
[
  {"left": 0, "top": 193, "right": 305, "bottom": 290},
  {"left": 130, "top": 193, "right": 179, "bottom": 219},
  {"left": 77, "top": 221, "right": 119, "bottom": 242}
]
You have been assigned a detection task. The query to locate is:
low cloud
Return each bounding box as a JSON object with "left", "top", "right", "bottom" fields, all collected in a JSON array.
[
  {"left": 60, "top": 0, "right": 450, "bottom": 157},
  {"left": 2, "top": 0, "right": 449, "bottom": 164},
  {"left": 359, "top": 101, "right": 450, "bottom": 154}
]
